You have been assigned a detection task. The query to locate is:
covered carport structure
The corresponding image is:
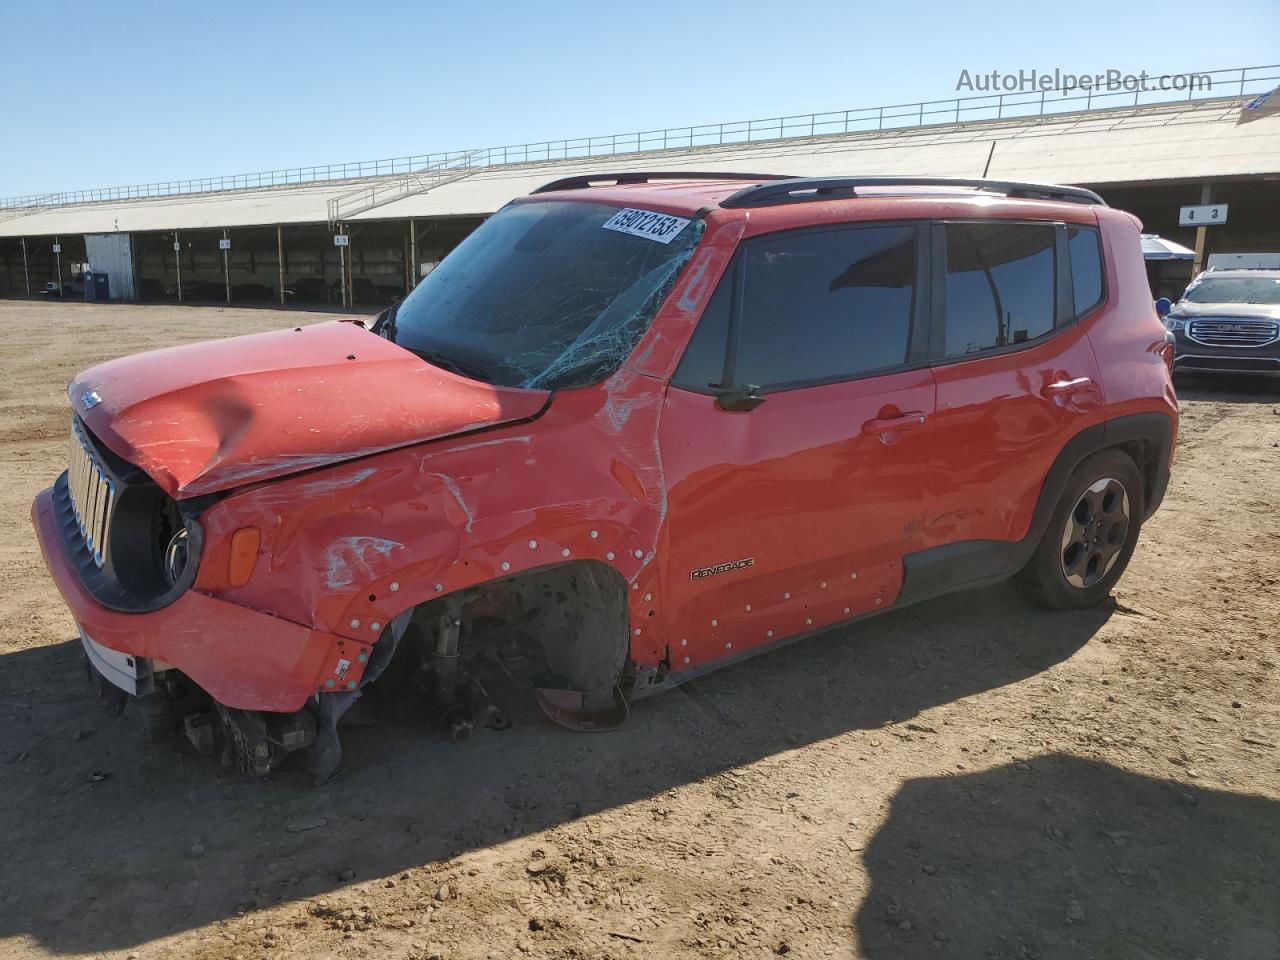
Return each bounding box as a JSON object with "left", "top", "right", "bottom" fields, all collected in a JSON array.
[{"left": 2, "top": 83, "right": 1279, "bottom": 308}]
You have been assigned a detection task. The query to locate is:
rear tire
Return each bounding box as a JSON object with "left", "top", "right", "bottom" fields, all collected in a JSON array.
[{"left": 1013, "top": 449, "right": 1144, "bottom": 610}]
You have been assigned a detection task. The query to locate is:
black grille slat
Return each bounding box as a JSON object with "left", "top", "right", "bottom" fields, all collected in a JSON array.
[{"left": 1187, "top": 318, "right": 1279, "bottom": 348}]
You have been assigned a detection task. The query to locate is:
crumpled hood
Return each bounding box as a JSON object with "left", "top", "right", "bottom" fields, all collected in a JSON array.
[
  {"left": 1169, "top": 302, "right": 1280, "bottom": 321},
  {"left": 69, "top": 320, "right": 549, "bottom": 499}
]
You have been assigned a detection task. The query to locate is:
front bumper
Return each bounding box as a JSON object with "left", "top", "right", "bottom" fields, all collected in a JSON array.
[
  {"left": 33, "top": 487, "right": 361, "bottom": 712},
  {"left": 80, "top": 628, "right": 165, "bottom": 695},
  {"left": 1171, "top": 331, "right": 1280, "bottom": 377}
]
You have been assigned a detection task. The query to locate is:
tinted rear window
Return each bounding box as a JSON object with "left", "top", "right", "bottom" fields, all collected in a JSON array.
[
  {"left": 1067, "top": 226, "right": 1104, "bottom": 316},
  {"left": 943, "top": 222, "right": 1056, "bottom": 357}
]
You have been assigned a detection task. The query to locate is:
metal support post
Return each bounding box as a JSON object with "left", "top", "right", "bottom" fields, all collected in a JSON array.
[
  {"left": 409, "top": 218, "right": 417, "bottom": 292},
  {"left": 339, "top": 225, "right": 348, "bottom": 308},
  {"left": 277, "top": 225, "right": 286, "bottom": 306},
  {"left": 1191, "top": 183, "right": 1213, "bottom": 275},
  {"left": 222, "top": 228, "right": 231, "bottom": 304}
]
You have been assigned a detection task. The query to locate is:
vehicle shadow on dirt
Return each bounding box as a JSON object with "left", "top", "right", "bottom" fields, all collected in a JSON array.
[
  {"left": 854, "top": 753, "right": 1280, "bottom": 959},
  {"left": 3, "top": 585, "right": 1107, "bottom": 954}
]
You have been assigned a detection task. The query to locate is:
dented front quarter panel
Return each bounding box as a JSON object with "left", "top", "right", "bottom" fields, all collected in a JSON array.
[
  {"left": 190, "top": 218, "right": 742, "bottom": 699},
  {"left": 198, "top": 383, "right": 671, "bottom": 692}
]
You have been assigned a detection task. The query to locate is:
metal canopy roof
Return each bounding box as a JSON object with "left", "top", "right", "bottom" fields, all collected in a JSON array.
[
  {"left": 1141, "top": 234, "right": 1198, "bottom": 260},
  {"left": 2, "top": 96, "right": 1276, "bottom": 239}
]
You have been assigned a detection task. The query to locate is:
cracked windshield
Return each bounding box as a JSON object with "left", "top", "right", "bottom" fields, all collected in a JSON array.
[{"left": 380, "top": 200, "right": 704, "bottom": 389}]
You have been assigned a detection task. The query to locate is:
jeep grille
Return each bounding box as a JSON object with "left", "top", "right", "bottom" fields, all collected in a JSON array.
[
  {"left": 67, "top": 419, "right": 116, "bottom": 567},
  {"left": 1187, "top": 318, "right": 1280, "bottom": 348}
]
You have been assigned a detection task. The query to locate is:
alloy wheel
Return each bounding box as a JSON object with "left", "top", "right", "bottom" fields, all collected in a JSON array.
[{"left": 1059, "top": 477, "right": 1130, "bottom": 589}]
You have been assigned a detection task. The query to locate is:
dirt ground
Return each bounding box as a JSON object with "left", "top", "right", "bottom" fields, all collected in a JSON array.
[{"left": 0, "top": 299, "right": 1277, "bottom": 960}]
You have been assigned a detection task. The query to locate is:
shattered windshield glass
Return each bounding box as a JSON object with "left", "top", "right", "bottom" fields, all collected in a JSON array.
[{"left": 381, "top": 200, "right": 705, "bottom": 389}]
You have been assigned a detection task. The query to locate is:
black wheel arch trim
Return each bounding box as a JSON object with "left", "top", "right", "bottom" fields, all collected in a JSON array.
[{"left": 897, "top": 411, "right": 1173, "bottom": 607}]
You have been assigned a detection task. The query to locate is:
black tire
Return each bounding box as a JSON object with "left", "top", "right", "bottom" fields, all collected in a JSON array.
[{"left": 1013, "top": 449, "right": 1144, "bottom": 610}]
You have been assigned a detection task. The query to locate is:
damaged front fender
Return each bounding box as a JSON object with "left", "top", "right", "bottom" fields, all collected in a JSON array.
[{"left": 193, "top": 376, "right": 673, "bottom": 693}]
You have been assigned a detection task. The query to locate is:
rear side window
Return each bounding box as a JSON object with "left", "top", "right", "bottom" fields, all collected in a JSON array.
[
  {"left": 734, "top": 226, "right": 917, "bottom": 389},
  {"left": 1067, "top": 226, "right": 1104, "bottom": 316},
  {"left": 942, "top": 222, "right": 1056, "bottom": 357}
]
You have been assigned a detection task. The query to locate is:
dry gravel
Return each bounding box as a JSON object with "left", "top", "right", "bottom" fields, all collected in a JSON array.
[{"left": 0, "top": 299, "right": 1277, "bottom": 960}]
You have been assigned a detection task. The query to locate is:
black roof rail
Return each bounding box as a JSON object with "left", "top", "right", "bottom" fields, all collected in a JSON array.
[
  {"left": 720, "top": 177, "right": 1107, "bottom": 208},
  {"left": 532, "top": 171, "right": 797, "bottom": 194}
]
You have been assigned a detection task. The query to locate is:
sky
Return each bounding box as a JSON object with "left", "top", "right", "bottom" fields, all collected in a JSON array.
[{"left": 2, "top": 0, "right": 1277, "bottom": 198}]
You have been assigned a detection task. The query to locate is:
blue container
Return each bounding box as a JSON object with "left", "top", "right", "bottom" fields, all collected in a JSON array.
[{"left": 84, "top": 272, "right": 110, "bottom": 302}]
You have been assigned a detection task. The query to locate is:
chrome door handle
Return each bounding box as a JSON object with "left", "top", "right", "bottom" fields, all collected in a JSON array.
[
  {"left": 862, "top": 411, "right": 928, "bottom": 436},
  {"left": 1042, "top": 377, "right": 1093, "bottom": 398}
]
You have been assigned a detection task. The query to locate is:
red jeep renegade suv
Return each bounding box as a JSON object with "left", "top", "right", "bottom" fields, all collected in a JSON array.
[{"left": 32, "top": 173, "right": 1177, "bottom": 778}]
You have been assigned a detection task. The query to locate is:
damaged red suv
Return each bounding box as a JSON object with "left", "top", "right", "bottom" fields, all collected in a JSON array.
[{"left": 33, "top": 173, "right": 1177, "bottom": 779}]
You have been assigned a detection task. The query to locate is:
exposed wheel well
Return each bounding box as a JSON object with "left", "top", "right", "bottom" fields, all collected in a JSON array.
[{"left": 401, "top": 560, "right": 632, "bottom": 703}]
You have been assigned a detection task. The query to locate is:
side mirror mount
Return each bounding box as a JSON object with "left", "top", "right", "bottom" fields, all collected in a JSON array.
[
  {"left": 715, "top": 383, "right": 766, "bottom": 412},
  {"left": 1154, "top": 297, "right": 1172, "bottom": 319}
]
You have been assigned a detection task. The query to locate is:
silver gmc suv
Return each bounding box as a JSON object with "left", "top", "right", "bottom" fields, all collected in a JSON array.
[{"left": 1164, "top": 269, "right": 1280, "bottom": 377}]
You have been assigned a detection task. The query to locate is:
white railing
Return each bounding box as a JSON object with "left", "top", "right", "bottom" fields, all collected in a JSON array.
[
  {"left": 326, "top": 150, "right": 484, "bottom": 224},
  {"left": 2, "top": 64, "right": 1275, "bottom": 213}
]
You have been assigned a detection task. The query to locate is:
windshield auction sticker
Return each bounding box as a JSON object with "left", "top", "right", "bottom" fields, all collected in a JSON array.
[{"left": 602, "top": 208, "right": 691, "bottom": 244}]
